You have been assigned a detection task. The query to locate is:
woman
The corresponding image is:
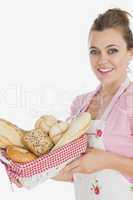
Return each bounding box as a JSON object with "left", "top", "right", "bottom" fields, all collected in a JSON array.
[{"left": 53, "top": 8, "right": 133, "bottom": 199}]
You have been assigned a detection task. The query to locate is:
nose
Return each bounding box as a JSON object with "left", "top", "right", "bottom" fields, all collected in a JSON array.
[{"left": 98, "top": 53, "right": 108, "bottom": 66}]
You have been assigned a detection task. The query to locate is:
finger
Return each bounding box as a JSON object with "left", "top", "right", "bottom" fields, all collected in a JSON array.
[
  {"left": 70, "top": 166, "right": 81, "bottom": 174},
  {"left": 68, "top": 157, "right": 80, "bottom": 165},
  {"left": 86, "top": 147, "right": 94, "bottom": 152},
  {"left": 53, "top": 172, "right": 73, "bottom": 182},
  {"left": 63, "top": 159, "right": 80, "bottom": 172}
]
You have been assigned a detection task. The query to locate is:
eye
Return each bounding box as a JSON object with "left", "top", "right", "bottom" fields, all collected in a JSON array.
[
  {"left": 89, "top": 49, "right": 100, "bottom": 55},
  {"left": 108, "top": 48, "right": 119, "bottom": 54}
]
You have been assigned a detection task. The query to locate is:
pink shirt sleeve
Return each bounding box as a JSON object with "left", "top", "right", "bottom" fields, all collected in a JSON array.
[
  {"left": 70, "top": 95, "right": 84, "bottom": 116},
  {"left": 65, "top": 95, "right": 82, "bottom": 122},
  {"left": 69, "top": 92, "right": 92, "bottom": 117},
  {"left": 126, "top": 88, "right": 133, "bottom": 133},
  {"left": 66, "top": 90, "right": 93, "bottom": 121}
]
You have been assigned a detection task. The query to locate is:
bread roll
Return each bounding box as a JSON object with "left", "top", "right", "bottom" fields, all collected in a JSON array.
[
  {"left": 22, "top": 128, "right": 54, "bottom": 156},
  {"left": 49, "top": 121, "right": 69, "bottom": 144},
  {"left": 52, "top": 112, "right": 91, "bottom": 150},
  {"left": 35, "top": 115, "right": 58, "bottom": 133},
  {"left": 6, "top": 145, "right": 37, "bottom": 163},
  {"left": 0, "top": 119, "right": 25, "bottom": 147}
]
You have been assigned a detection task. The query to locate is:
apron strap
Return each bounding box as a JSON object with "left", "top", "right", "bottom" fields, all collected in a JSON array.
[{"left": 100, "top": 77, "right": 131, "bottom": 122}]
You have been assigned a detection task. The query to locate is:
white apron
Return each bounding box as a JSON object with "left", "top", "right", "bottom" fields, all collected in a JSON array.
[{"left": 73, "top": 78, "right": 133, "bottom": 200}]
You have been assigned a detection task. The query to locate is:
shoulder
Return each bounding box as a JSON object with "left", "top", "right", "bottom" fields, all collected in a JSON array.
[
  {"left": 70, "top": 90, "right": 94, "bottom": 116},
  {"left": 123, "top": 82, "right": 133, "bottom": 116},
  {"left": 124, "top": 82, "right": 133, "bottom": 99}
]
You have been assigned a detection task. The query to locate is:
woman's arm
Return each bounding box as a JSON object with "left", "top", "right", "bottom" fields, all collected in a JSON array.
[
  {"left": 111, "top": 153, "right": 133, "bottom": 177},
  {"left": 51, "top": 148, "right": 133, "bottom": 182},
  {"left": 62, "top": 148, "right": 133, "bottom": 178}
]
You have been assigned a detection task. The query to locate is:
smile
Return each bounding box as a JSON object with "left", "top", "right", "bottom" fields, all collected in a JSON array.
[{"left": 98, "top": 68, "right": 114, "bottom": 74}]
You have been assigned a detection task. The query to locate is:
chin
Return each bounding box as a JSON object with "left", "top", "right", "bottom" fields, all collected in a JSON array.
[{"left": 98, "top": 76, "right": 117, "bottom": 85}]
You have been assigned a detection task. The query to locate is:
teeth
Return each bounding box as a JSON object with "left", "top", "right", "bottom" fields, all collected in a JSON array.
[{"left": 98, "top": 68, "right": 113, "bottom": 72}]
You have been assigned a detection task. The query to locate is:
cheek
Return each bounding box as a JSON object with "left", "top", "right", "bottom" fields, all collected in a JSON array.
[
  {"left": 89, "top": 56, "right": 98, "bottom": 70},
  {"left": 112, "top": 55, "right": 128, "bottom": 71}
]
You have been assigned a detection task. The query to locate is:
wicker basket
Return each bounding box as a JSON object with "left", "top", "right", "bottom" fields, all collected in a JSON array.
[{"left": 0, "top": 134, "right": 88, "bottom": 189}]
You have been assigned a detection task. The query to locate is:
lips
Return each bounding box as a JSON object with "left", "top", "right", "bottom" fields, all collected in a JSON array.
[{"left": 97, "top": 67, "right": 114, "bottom": 74}]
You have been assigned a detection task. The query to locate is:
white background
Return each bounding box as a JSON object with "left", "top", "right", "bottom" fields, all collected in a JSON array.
[{"left": 0, "top": 0, "right": 133, "bottom": 199}]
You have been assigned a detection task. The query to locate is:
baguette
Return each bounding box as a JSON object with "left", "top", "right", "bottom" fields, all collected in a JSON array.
[
  {"left": 52, "top": 112, "right": 91, "bottom": 150},
  {"left": 49, "top": 121, "right": 69, "bottom": 144},
  {"left": 0, "top": 119, "right": 25, "bottom": 147},
  {"left": 0, "top": 135, "right": 13, "bottom": 148}
]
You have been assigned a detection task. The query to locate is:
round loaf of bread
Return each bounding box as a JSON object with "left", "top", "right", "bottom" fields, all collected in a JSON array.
[
  {"left": 6, "top": 145, "right": 37, "bottom": 163},
  {"left": 35, "top": 115, "right": 58, "bottom": 133}
]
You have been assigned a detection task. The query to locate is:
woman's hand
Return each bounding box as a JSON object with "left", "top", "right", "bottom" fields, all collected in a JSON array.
[
  {"left": 51, "top": 168, "right": 73, "bottom": 182},
  {"left": 62, "top": 148, "right": 115, "bottom": 174},
  {"left": 52, "top": 148, "right": 117, "bottom": 182}
]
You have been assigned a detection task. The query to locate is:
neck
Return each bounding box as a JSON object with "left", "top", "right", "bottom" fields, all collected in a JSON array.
[{"left": 100, "top": 76, "right": 127, "bottom": 98}]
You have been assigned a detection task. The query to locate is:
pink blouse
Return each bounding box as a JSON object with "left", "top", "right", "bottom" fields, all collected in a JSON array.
[{"left": 69, "top": 80, "right": 133, "bottom": 182}]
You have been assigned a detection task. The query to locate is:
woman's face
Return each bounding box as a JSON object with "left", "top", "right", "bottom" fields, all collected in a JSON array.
[{"left": 89, "top": 28, "right": 133, "bottom": 86}]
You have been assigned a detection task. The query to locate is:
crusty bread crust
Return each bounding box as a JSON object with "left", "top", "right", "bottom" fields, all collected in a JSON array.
[
  {"left": 49, "top": 121, "right": 69, "bottom": 144},
  {"left": 0, "top": 135, "right": 13, "bottom": 148},
  {"left": 6, "top": 145, "right": 37, "bottom": 163},
  {"left": 0, "top": 119, "right": 25, "bottom": 147},
  {"left": 52, "top": 112, "right": 91, "bottom": 150},
  {"left": 35, "top": 115, "right": 58, "bottom": 133}
]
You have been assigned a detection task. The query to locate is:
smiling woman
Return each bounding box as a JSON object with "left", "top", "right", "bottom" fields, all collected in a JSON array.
[
  {"left": 87, "top": 27, "right": 133, "bottom": 118},
  {"left": 89, "top": 11, "right": 133, "bottom": 87},
  {"left": 53, "top": 8, "right": 133, "bottom": 200}
]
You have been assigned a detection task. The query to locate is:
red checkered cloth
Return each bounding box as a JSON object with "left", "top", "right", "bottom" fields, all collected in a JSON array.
[{"left": 5, "top": 134, "right": 88, "bottom": 182}]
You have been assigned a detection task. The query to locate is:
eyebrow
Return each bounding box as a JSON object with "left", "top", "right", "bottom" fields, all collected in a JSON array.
[{"left": 89, "top": 44, "right": 120, "bottom": 49}]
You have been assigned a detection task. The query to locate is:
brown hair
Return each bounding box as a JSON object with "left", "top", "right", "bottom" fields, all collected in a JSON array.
[{"left": 90, "top": 8, "right": 133, "bottom": 49}]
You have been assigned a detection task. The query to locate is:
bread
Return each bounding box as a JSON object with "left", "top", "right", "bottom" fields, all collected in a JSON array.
[
  {"left": 35, "top": 115, "right": 58, "bottom": 133},
  {"left": 52, "top": 112, "right": 91, "bottom": 150},
  {"left": 0, "top": 119, "right": 25, "bottom": 147},
  {"left": 6, "top": 145, "right": 37, "bottom": 163},
  {"left": 0, "top": 113, "right": 91, "bottom": 160},
  {"left": 49, "top": 121, "right": 69, "bottom": 144},
  {"left": 21, "top": 128, "right": 54, "bottom": 156},
  {"left": 0, "top": 135, "right": 13, "bottom": 148}
]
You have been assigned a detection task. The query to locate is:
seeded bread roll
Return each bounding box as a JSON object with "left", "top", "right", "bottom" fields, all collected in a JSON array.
[
  {"left": 21, "top": 128, "right": 54, "bottom": 156},
  {"left": 6, "top": 145, "right": 37, "bottom": 163},
  {"left": 49, "top": 121, "right": 69, "bottom": 144}
]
